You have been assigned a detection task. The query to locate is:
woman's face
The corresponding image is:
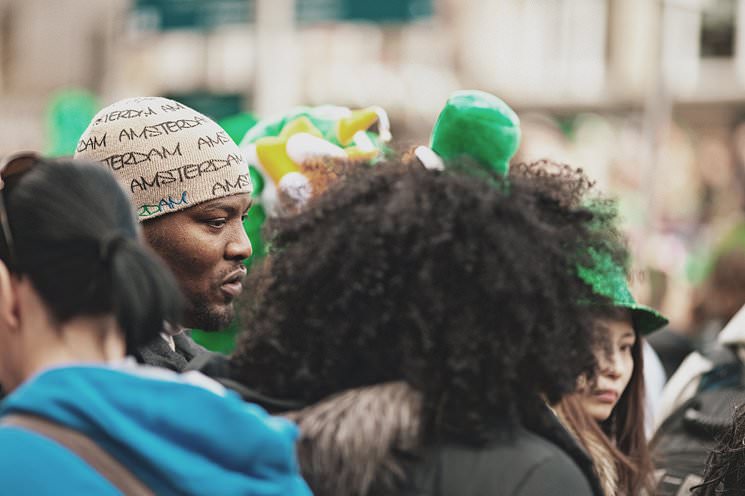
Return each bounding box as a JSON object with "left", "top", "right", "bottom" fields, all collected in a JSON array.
[{"left": 579, "top": 317, "right": 636, "bottom": 422}]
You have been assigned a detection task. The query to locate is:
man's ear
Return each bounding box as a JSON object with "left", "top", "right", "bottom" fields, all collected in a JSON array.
[{"left": 0, "top": 261, "right": 19, "bottom": 331}]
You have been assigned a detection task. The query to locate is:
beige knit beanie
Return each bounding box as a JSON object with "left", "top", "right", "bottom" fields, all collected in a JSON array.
[{"left": 75, "top": 96, "right": 252, "bottom": 220}]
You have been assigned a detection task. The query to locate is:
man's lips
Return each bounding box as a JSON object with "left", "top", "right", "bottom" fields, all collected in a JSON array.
[
  {"left": 221, "top": 267, "right": 247, "bottom": 298},
  {"left": 592, "top": 389, "right": 619, "bottom": 404}
]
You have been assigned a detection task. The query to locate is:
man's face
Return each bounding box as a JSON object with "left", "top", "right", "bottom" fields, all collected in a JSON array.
[{"left": 142, "top": 193, "right": 253, "bottom": 331}]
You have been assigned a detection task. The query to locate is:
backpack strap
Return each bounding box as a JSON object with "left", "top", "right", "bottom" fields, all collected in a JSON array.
[{"left": 1, "top": 413, "right": 155, "bottom": 496}]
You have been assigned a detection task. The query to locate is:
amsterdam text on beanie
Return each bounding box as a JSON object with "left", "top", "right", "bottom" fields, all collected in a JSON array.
[{"left": 75, "top": 97, "right": 252, "bottom": 220}]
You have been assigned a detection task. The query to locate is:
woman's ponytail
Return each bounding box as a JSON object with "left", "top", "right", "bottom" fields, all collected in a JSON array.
[
  {"left": 5, "top": 160, "right": 184, "bottom": 350},
  {"left": 104, "top": 235, "right": 183, "bottom": 352}
]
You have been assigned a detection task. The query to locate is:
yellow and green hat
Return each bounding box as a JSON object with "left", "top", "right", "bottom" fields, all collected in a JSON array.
[
  {"left": 239, "top": 105, "right": 391, "bottom": 212},
  {"left": 578, "top": 248, "right": 668, "bottom": 335}
]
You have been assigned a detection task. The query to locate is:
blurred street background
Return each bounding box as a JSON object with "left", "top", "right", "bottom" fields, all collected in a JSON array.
[{"left": 1, "top": 0, "right": 744, "bottom": 330}]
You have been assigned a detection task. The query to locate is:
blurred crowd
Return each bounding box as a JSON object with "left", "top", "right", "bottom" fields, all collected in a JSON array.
[{"left": 0, "top": 88, "right": 740, "bottom": 496}]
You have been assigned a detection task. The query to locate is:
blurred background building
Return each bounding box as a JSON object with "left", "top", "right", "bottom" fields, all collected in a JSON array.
[{"left": 0, "top": 0, "right": 744, "bottom": 327}]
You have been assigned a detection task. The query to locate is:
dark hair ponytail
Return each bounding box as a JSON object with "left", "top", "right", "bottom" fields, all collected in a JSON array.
[{"left": 3, "top": 159, "right": 182, "bottom": 351}]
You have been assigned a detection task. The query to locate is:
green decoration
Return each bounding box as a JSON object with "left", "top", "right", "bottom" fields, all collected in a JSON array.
[
  {"left": 134, "top": 0, "right": 253, "bottom": 31},
  {"left": 240, "top": 105, "right": 390, "bottom": 150},
  {"left": 243, "top": 203, "right": 267, "bottom": 269},
  {"left": 430, "top": 90, "right": 521, "bottom": 176},
  {"left": 718, "top": 222, "right": 745, "bottom": 253},
  {"left": 218, "top": 112, "right": 258, "bottom": 145},
  {"left": 46, "top": 89, "right": 99, "bottom": 157},
  {"left": 239, "top": 104, "right": 391, "bottom": 213},
  {"left": 297, "top": 0, "right": 433, "bottom": 23},
  {"left": 577, "top": 248, "right": 668, "bottom": 335},
  {"left": 191, "top": 327, "right": 238, "bottom": 354},
  {"left": 248, "top": 165, "right": 265, "bottom": 195},
  {"left": 688, "top": 220, "right": 745, "bottom": 284}
]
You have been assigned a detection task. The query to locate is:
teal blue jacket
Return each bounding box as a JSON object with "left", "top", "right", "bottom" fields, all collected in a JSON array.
[{"left": 0, "top": 363, "right": 312, "bottom": 495}]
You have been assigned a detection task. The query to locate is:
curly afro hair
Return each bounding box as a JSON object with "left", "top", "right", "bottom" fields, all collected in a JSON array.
[{"left": 231, "top": 158, "right": 627, "bottom": 445}]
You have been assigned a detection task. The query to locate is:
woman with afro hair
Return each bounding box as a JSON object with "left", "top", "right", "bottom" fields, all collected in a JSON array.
[{"left": 228, "top": 158, "right": 627, "bottom": 496}]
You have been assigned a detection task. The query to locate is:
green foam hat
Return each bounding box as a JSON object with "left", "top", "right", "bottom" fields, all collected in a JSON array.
[
  {"left": 578, "top": 248, "right": 668, "bottom": 335},
  {"left": 429, "top": 90, "right": 521, "bottom": 175},
  {"left": 238, "top": 104, "right": 391, "bottom": 211}
]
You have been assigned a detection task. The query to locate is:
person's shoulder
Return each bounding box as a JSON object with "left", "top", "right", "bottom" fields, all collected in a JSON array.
[
  {"left": 406, "top": 429, "right": 593, "bottom": 496},
  {"left": 503, "top": 428, "right": 592, "bottom": 492},
  {"left": 510, "top": 435, "right": 594, "bottom": 496},
  {"left": 0, "top": 426, "right": 120, "bottom": 494}
]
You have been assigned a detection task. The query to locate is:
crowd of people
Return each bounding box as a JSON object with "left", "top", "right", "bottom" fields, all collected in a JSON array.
[{"left": 0, "top": 91, "right": 742, "bottom": 496}]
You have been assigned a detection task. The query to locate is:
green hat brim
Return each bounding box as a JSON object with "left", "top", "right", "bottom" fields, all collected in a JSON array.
[{"left": 627, "top": 304, "right": 668, "bottom": 335}]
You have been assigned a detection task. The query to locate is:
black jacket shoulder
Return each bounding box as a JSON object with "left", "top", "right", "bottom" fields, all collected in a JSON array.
[{"left": 404, "top": 427, "right": 594, "bottom": 496}]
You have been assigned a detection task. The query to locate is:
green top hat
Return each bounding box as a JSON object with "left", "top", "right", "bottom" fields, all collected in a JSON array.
[
  {"left": 577, "top": 248, "right": 668, "bottom": 335},
  {"left": 429, "top": 90, "right": 521, "bottom": 175}
]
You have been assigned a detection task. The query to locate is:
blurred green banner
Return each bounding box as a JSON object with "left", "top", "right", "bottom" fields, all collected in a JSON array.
[
  {"left": 134, "top": 0, "right": 254, "bottom": 30},
  {"left": 298, "top": 0, "right": 433, "bottom": 23},
  {"left": 135, "top": 0, "right": 432, "bottom": 30},
  {"left": 163, "top": 92, "right": 245, "bottom": 122}
]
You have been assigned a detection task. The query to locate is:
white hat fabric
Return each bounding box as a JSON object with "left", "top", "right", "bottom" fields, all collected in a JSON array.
[{"left": 75, "top": 97, "right": 252, "bottom": 220}]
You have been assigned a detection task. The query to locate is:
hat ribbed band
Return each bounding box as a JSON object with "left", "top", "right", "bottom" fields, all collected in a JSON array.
[{"left": 75, "top": 97, "right": 252, "bottom": 220}]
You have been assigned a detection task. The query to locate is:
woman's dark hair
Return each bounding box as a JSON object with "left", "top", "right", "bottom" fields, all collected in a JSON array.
[
  {"left": 231, "top": 158, "right": 626, "bottom": 444},
  {"left": 2, "top": 159, "right": 182, "bottom": 352}
]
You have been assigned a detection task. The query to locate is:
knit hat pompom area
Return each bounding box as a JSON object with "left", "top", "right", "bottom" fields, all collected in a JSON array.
[{"left": 75, "top": 96, "right": 252, "bottom": 221}]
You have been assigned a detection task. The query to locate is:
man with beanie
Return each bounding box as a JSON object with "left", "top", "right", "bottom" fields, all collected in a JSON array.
[{"left": 75, "top": 96, "right": 253, "bottom": 371}]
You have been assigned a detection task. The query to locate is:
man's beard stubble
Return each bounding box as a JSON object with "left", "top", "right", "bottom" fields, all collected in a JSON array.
[{"left": 186, "top": 297, "right": 235, "bottom": 331}]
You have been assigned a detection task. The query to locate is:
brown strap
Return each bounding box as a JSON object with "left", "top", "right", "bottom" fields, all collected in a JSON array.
[{"left": 1, "top": 413, "right": 155, "bottom": 496}]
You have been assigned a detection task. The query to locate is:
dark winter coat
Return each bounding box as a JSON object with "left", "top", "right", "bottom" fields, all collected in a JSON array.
[{"left": 280, "top": 382, "right": 604, "bottom": 496}]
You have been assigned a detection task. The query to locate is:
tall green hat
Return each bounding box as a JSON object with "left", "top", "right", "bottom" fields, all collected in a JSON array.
[
  {"left": 423, "top": 90, "right": 521, "bottom": 175},
  {"left": 578, "top": 248, "right": 668, "bottom": 335}
]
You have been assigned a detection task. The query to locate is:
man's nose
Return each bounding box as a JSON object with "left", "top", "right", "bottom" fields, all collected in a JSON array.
[{"left": 226, "top": 223, "right": 252, "bottom": 261}]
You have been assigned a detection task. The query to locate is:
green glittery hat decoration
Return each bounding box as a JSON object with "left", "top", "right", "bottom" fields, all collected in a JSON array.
[
  {"left": 578, "top": 248, "right": 668, "bottom": 335},
  {"left": 419, "top": 90, "right": 521, "bottom": 175}
]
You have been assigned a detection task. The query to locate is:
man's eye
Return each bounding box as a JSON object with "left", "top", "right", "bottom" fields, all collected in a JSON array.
[
  {"left": 206, "top": 218, "right": 227, "bottom": 228},
  {"left": 241, "top": 213, "right": 249, "bottom": 222}
]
